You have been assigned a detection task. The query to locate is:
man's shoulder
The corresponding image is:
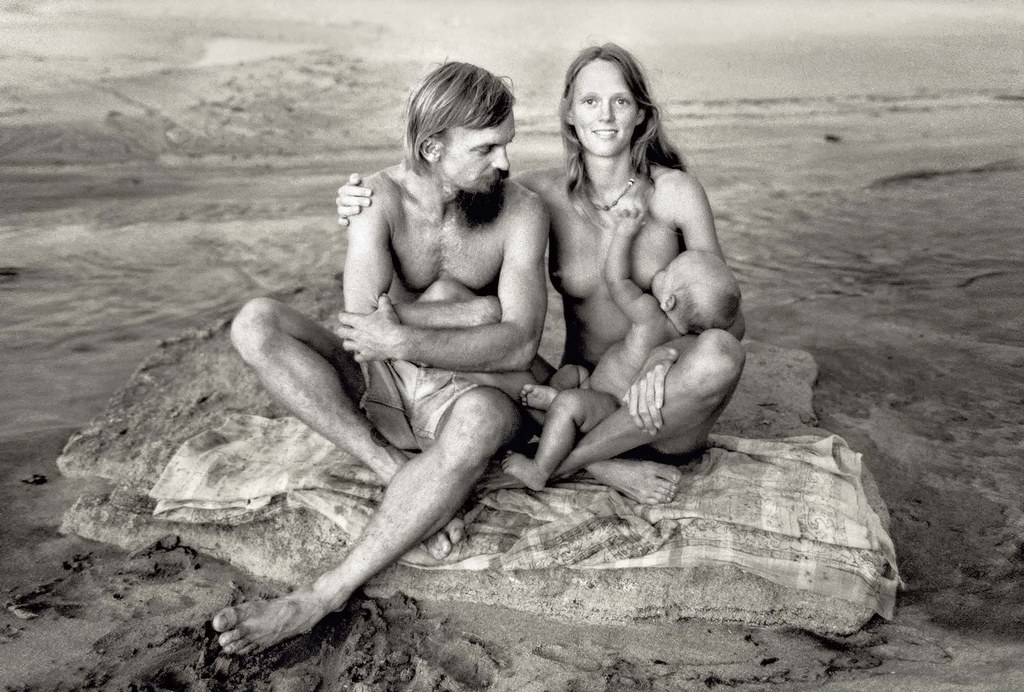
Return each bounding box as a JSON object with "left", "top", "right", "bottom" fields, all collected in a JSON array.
[
  {"left": 365, "top": 167, "right": 405, "bottom": 203},
  {"left": 500, "top": 179, "right": 548, "bottom": 221},
  {"left": 515, "top": 166, "right": 565, "bottom": 194},
  {"left": 349, "top": 167, "right": 406, "bottom": 228}
]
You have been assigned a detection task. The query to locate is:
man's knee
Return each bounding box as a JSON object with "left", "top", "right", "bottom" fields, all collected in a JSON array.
[
  {"left": 440, "top": 387, "right": 517, "bottom": 460},
  {"left": 230, "top": 297, "right": 284, "bottom": 364}
]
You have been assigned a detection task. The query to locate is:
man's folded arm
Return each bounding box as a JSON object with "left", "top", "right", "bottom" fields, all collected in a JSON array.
[
  {"left": 393, "top": 197, "right": 549, "bottom": 372},
  {"left": 392, "top": 295, "right": 502, "bottom": 329},
  {"left": 342, "top": 176, "right": 395, "bottom": 315}
]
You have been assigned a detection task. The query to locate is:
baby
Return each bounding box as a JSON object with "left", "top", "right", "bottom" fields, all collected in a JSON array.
[{"left": 502, "top": 204, "right": 740, "bottom": 491}]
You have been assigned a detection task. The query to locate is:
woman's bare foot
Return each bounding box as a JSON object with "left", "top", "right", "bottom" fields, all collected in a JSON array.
[
  {"left": 212, "top": 588, "right": 343, "bottom": 655},
  {"left": 585, "top": 459, "right": 681, "bottom": 504},
  {"left": 422, "top": 517, "right": 465, "bottom": 560},
  {"left": 521, "top": 383, "right": 557, "bottom": 411},
  {"left": 502, "top": 452, "right": 550, "bottom": 491}
]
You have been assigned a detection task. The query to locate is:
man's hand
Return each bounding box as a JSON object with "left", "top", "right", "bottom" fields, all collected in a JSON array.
[
  {"left": 335, "top": 295, "right": 406, "bottom": 362},
  {"left": 336, "top": 174, "right": 373, "bottom": 228},
  {"left": 622, "top": 347, "right": 679, "bottom": 435}
]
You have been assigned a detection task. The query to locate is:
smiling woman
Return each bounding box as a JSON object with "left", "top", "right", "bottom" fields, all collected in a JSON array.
[{"left": 559, "top": 43, "right": 686, "bottom": 216}]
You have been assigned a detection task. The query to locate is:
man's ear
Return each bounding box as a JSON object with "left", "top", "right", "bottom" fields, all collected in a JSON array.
[{"left": 421, "top": 137, "right": 443, "bottom": 163}]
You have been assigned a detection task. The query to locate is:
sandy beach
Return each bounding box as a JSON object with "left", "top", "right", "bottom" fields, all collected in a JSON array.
[{"left": 2, "top": 1, "right": 1023, "bottom": 689}]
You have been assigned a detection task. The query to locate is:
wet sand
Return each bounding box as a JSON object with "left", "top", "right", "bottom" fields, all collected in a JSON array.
[{"left": 2, "top": 1, "right": 1023, "bottom": 689}]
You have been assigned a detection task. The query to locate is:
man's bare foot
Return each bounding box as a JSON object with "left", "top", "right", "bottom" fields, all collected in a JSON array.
[
  {"left": 585, "top": 459, "right": 681, "bottom": 504},
  {"left": 422, "top": 517, "right": 465, "bottom": 560},
  {"left": 212, "top": 589, "right": 342, "bottom": 655},
  {"left": 502, "top": 451, "right": 550, "bottom": 491},
  {"left": 521, "top": 383, "right": 557, "bottom": 411}
]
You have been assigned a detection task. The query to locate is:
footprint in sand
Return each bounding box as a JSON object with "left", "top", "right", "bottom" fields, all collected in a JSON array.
[{"left": 532, "top": 643, "right": 602, "bottom": 672}]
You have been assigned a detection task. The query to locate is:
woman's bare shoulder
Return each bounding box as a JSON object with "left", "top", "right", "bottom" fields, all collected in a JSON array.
[
  {"left": 648, "top": 166, "right": 712, "bottom": 221},
  {"left": 650, "top": 166, "right": 706, "bottom": 199},
  {"left": 515, "top": 166, "right": 566, "bottom": 195}
]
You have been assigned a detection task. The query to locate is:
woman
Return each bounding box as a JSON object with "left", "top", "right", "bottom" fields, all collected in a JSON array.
[{"left": 338, "top": 44, "right": 745, "bottom": 504}]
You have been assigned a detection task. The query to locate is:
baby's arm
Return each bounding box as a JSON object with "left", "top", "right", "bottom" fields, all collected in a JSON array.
[{"left": 605, "top": 204, "right": 664, "bottom": 327}]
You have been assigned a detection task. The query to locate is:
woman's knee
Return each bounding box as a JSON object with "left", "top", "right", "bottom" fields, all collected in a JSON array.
[
  {"left": 230, "top": 297, "right": 284, "bottom": 363},
  {"left": 680, "top": 329, "right": 745, "bottom": 394}
]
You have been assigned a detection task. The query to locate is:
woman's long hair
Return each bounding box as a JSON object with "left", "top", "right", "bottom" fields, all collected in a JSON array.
[{"left": 560, "top": 44, "right": 685, "bottom": 207}]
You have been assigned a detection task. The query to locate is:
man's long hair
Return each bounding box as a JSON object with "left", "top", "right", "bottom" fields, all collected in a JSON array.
[
  {"left": 405, "top": 62, "right": 515, "bottom": 173},
  {"left": 560, "top": 44, "right": 685, "bottom": 204}
]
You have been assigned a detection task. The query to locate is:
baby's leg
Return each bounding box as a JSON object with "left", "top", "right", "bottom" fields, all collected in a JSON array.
[
  {"left": 463, "top": 370, "right": 536, "bottom": 401},
  {"left": 535, "top": 389, "right": 619, "bottom": 475},
  {"left": 549, "top": 364, "right": 590, "bottom": 391},
  {"left": 503, "top": 389, "right": 618, "bottom": 490},
  {"left": 522, "top": 364, "right": 591, "bottom": 411}
]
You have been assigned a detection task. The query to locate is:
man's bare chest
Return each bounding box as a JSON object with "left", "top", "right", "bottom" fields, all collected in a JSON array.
[{"left": 391, "top": 218, "right": 505, "bottom": 293}]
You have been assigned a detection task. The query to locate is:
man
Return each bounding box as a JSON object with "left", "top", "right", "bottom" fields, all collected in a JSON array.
[{"left": 212, "top": 62, "right": 548, "bottom": 655}]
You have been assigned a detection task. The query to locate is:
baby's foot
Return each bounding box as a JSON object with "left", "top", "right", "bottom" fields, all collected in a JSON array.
[
  {"left": 502, "top": 452, "right": 550, "bottom": 491},
  {"left": 521, "top": 383, "right": 557, "bottom": 411}
]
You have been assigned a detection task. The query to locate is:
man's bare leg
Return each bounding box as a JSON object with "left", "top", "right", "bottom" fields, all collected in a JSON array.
[
  {"left": 213, "top": 387, "right": 519, "bottom": 655},
  {"left": 231, "top": 297, "right": 462, "bottom": 555},
  {"left": 554, "top": 330, "right": 745, "bottom": 504}
]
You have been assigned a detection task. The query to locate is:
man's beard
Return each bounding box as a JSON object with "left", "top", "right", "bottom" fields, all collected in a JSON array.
[{"left": 454, "top": 169, "right": 508, "bottom": 227}]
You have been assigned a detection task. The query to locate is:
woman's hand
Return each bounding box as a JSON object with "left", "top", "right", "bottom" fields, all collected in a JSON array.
[
  {"left": 336, "top": 174, "right": 373, "bottom": 227},
  {"left": 623, "top": 346, "right": 679, "bottom": 434}
]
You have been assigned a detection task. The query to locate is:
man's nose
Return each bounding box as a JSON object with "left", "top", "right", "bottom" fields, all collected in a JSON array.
[{"left": 492, "top": 146, "right": 510, "bottom": 171}]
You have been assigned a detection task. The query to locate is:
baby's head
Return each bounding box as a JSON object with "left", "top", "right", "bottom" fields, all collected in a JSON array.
[{"left": 651, "top": 251, "right": 740, "bottom": 334}]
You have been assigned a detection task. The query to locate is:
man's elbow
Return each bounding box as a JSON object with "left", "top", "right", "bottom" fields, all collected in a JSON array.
[
  {"left": 499, "top": 324, "right": 542, "bottom": 371},
  {"left": 477, "top": 296, "right": 502, "bottom": 326},
  {"left": 506, "top": 345, "right": 537, "bottom": 372}
]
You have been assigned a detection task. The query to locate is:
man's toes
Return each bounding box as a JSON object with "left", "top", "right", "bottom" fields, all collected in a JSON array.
[
  {"left": 425, "top": 532, "right": 452, "bottom": 560},
  {"left": 445, "top": 518, "right": 465, "bottom": 545},
  {"left": 212, "top": 607, "right": 238, "bottom": 633},
  {"left": 237, "top": 642, "right": 259, "bottom": 656},
  {"left": 220, "top": 631, "right": 251, "bottom": 654},
  {"left": 222, "top": 637, "right": 250, "bottom": 655},
  {"left": 218, "top": 628, "right": 244, "bottom": 648}
]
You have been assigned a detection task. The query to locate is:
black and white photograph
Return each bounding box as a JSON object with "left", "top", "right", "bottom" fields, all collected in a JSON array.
[{"left": 2, "top": 1, "right": 1021, "bottom": 689}]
